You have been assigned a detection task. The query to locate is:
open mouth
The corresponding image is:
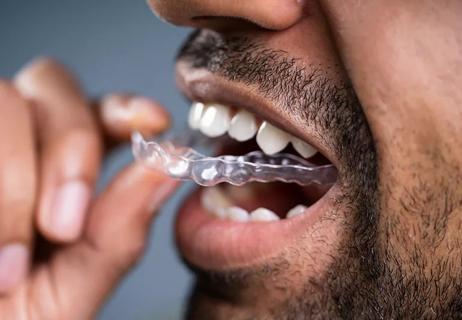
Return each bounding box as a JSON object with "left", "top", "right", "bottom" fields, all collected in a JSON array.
[
  {"left": 188, "top": 101, "right": 335, "bottom": 222},
  {"left": 171, "top": 63, "right": 341, "bottom": 270}
]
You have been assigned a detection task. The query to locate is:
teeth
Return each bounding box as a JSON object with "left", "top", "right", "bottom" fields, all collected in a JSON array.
[
  {"left": 286, "top": 205, "right": 307, "bottom": 219},
  {"left": 201, "top": 182, "right": 310, "bottom": 223},
  {"left": 201, "top": 186, "right": 308, "bottom": 223},
  {"left": 223, "top": 184, "right": 258, "bottom": 203},
  {"left": 201, "top": 187, "right": 232, "bottom": 218},
  {"left": 188, "top": 102, "right": 205, "bottom": 130},
  {"left": 256, "top": 121, "right": 290, "bottom": 155},
  {"left": 201, "top": 188, "right": 251, "bottom": 222},
  {"left": 188, "top": 102, "right": 321, "bottom": 158},
  {"left": 291, "top": 137, "right": 317, "bottom": 158},
  {"left": 199, "top": 104, "right": 231, "bottom": 137},
  {"left": 249, "top": 208, "right": 280, "bottom": 222},
  {"left": 225, "top": 207, "right": 250, "bottom": 222},
  {"left": 228, "top": 110, "right": 258, "bottom": 142}
]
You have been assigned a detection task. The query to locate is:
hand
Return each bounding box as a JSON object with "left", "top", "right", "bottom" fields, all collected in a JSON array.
[{"left": 0, "top": 58, "right": 178, "bottom": 319}]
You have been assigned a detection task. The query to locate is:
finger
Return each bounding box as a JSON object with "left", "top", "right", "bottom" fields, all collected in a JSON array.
[
  {"left": 0, "top": 81, "right": 37, "bottom": 293},
  {"left": 48, "top": 164, "right": 178, "bottom": 318},
  {"left": 99, "top": 93, "right": 170, "bottom": 142},
  {"left": 15, "top": 58, "right": 102, "bottom": 243}
]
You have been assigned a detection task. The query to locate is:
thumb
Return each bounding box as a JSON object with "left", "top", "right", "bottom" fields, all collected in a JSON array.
[{"left": 48, "top": 163, "right": 179, "bottom": 319}]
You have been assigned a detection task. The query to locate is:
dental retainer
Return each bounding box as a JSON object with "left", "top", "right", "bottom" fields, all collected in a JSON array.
[{"left": 132, "top": 131, "right": 337, "bottom": 187}]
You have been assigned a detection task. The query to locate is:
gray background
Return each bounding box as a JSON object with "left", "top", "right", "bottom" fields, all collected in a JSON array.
[{"left": 0, "top": 1, "right": 193, "bottom": 319}]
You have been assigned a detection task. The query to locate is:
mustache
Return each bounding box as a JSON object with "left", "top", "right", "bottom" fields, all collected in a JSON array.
[
  {"left": 177, "top": 30, "right": 376, "bottom": 182},
  {"left": 177, "top": 30, "right": 381, "bottom": 318}
]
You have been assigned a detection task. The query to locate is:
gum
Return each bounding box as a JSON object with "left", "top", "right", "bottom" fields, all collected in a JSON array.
[{"left": 132, "top": 131, "right": 337, "bottom": 187}]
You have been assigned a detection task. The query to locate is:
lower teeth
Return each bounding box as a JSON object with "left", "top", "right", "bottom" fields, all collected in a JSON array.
[{"left": 201, "top": 186, "right": 308, "bottom": 222}]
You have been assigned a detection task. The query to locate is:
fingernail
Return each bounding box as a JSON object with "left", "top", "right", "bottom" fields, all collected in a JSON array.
[
  {"left": 50, "top": 180, "right": 91, "bottom": 241},
  {"left": 129, "top": 97, "right": 170, "bottom": 135},
  {"left": 0, "top": 243, "right": 28, "bottom": 293}
]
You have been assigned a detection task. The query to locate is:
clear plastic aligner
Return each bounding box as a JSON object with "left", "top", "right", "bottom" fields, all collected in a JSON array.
[{"left": 132, "top": 131, "right": 337, "bottom": 187}]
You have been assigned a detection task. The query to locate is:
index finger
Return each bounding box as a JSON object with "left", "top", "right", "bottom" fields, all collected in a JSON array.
[{"left": 15, "top": 58, "right": 102, "bottom": 243}]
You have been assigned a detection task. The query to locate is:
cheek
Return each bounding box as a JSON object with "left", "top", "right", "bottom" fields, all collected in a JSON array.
[
  {"left": 369, "top": 87, "right": 462, "bottom": 270},
  {"left": 377, "top": 149, "right": 462, "bottom": 263},
  {"left": 321, "top": 3, "right": 462, "bottom": 269},
  {"left": 366, "top": 84, "right": 462, "bottom": 268}
]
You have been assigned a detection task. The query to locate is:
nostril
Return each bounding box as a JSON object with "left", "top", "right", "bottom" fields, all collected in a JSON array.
[
  {"left": 148, "top": 0, "right": 306, "bottom": 31},
  {"left": 191, "top": 16, "right": 266, "bottom": 33}
]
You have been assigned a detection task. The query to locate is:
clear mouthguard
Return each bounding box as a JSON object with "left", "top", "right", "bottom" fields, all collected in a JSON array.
[{"left": 132, "top": 131, "right": 337, "bottom": 187}]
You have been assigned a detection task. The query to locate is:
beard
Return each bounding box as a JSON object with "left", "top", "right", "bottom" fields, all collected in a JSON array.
[{"left": 176, "top": 30, "right": 462, "bottom": 319}]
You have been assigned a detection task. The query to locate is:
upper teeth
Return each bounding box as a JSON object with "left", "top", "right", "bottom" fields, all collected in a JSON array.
[
  {"left": 256, "top": 121, "right": 290, "bottom": 155},
  {"left": 228, "top": 110, "right": 258, "bottom": 142},
  {"left": 188, "top": 102, "right": 205, "bottom": 130},
  {"left": 199, "top": 103, "right": 231, "bottom": 137},
  {"left": 188, "top": 102, "right": 318, "bottom": 158},
  {"left": 291, "top": 137, "right": 317, "bottom": 158}
]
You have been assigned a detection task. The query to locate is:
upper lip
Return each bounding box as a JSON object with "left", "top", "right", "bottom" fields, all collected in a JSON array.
[
  {"left": 175, "top": 59, "right": 340, "bottom": 169},
  {"left": 174, "top": 58, "right": 343, "bottom": 270}
]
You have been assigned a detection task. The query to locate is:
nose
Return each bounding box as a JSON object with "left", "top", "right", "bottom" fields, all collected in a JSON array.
[{"left": 148, "top": 0, "right": 306, "bottom": 30}]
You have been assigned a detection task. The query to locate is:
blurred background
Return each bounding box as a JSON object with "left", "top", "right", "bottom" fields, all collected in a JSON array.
[{"left": 0, "top": 1, "right": 193, "bottom": 319}]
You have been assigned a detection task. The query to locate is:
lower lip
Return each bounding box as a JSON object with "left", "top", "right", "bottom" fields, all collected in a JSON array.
[{"left": 175, "top": 183, "right": 340, "bottom": 270}]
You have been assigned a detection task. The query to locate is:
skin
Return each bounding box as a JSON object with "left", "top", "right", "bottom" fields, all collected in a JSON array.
[
  {"left": 0, "top": 59, "right": 177, "bottom": 319},
  {"left": 151, "top": 0, "right": 462, "bottom": 319},
  {"left": 1, "top": 0, "right": 461, "bottom": 319}
]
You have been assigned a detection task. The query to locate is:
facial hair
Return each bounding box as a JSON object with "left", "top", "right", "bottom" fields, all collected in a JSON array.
[{"left": 176, "top": 30, "right": 462, "bottom": 319}]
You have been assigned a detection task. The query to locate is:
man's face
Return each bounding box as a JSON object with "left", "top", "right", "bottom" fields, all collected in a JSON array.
[{"left": 149, "top": 1, "right": 462, "bottom": 318}]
